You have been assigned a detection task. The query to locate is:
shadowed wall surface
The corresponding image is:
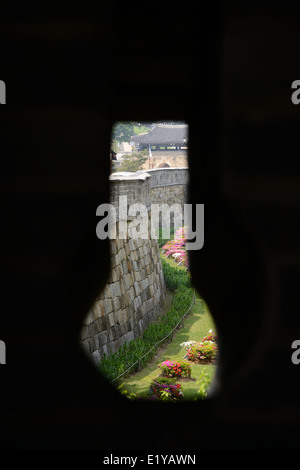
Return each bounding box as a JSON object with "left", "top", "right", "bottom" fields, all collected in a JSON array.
[{"left": 1, "top": 1, "right": 300, "bottom": 451}]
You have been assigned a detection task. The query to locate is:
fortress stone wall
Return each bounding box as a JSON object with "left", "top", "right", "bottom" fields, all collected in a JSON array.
[
  {"left": 141, "top": 151, "right": 188, "bottom": 169},
  {"left": 80, "top": 168, "right": 188, "bottom": 365}
]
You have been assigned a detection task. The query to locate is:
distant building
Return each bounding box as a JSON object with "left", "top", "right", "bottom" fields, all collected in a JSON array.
[
  {"left": 131, "top": 123, "right": 188, "bottom": 152},
  {"left": 131, "top": 123, "right": 188, "bottom": 169}
]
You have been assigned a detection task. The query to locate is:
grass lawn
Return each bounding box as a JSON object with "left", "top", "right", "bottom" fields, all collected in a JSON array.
[
  {"left": 119, "top": 290, "right": 217, "bottom": 401},
  {"left": 133, "top": 125, "right": 150, "bottom": 135}
]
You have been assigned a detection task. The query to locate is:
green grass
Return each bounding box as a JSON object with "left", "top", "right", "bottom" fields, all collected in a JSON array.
[
  {"left": 133, "top": 125, "right": 150, "bottom": 135},
  {"left": 161, "top": 254, "right": 186, "bottom": 271},
  {"left": 119, "top": 291, "right": 217, "bottom": 401}
]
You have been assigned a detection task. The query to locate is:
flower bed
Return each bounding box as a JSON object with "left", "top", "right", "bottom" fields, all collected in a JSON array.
[
  {"left": 159, "top": 360, "right": 191, "bottom": 378},
  {"left": 185, "top": 341, "right": 217, "bottom": 363},
  {"left": 181, "top": 330, "right": 218, "bottom": 364},
  {"left": 150, "top": 379, "right": 184, "bottom": 401},
  {"left": 201, "top": 329, "right": 217, "bottom": 343},
  {"left": 161, "top": 227, "right": 188, "bottom": 269}
]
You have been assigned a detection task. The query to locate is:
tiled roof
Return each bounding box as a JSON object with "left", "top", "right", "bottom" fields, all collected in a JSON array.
[{"left": 131, "top": 123, "right": 188, "bottom": 146}]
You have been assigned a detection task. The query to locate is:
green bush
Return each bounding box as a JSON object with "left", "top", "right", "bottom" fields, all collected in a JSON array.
[
  {"left": 154, "top": 376, "right": 177, "bottom": 385},
  {"left": 197, "top": 372, "right": 212, "bottom": 400},
  {"left": 98, "top": 284, "right": 194, "bottom": 382},
  {"left": 161, "top": 258, "right": 191, "bottom": 291},
  {"left": 98, "top": 258, "right": 194, "bottom": 382}
]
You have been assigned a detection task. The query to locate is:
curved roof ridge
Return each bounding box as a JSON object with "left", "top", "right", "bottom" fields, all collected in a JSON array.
[{"left": 131, "top": 123, "right": 188, "bottom": 146}]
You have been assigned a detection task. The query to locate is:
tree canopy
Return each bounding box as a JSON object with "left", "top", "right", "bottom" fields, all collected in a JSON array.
[
  {"left": 115, "top": 150, "right": 148, "bottom": 173},
  {"left": 112, "top": 122, "right": 135, "bottom": 142}
]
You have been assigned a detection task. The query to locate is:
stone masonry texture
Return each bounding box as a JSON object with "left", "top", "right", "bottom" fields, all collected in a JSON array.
[{"left": 80, "top": 168, "right": 188, "bottom": 364}]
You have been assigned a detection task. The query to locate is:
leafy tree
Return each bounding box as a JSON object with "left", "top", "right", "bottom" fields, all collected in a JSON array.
[
  {"left": 112, "top": 122, "right": 135, "bottom": 142},
  {"left": 116, "top": 150, "right": 148, "bottom": 172}
]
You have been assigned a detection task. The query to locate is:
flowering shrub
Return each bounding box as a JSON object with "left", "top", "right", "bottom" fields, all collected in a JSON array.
[
  {"left": 161, "top": 227, "right": 188, "bottom": 269},
  {"left": 186, "top": 341, "right": 217, "bottom": 363},
  {"left": 150, "top": 380, "right": 184, "bottom": 401},
  {"left": 159, "top": 360, "right": 191, "bottom": 378},
  {"left": 180, "top": 340, "right": 196, "bottom": 349},
  {"left": 201, "top": 329, "right": 217, "bottom": 343}
]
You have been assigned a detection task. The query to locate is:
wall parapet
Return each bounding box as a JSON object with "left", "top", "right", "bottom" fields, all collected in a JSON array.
[{"left": 142, "top": 167, "right": 189, "bottom": 189}]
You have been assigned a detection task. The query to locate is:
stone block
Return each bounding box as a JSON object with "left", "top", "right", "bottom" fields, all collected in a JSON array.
[
  {"left": 112, "top": 296, "right": 121, "bottom": 311},
  {"left": 112, "top": 268, "right": 118, "bottom": 283},
  {"left": 84, "top": 309, "right": 94, "bottom": 326},
  {"left": 117, "top": 335, "right": 126, "bottom": 349},
  {"left": 90, "top": 350, "right": 101, "bottom": 365},
  {"left": 110, "top": 281, "right": 121, "bottom": 298},
  {"left": 129, "top": 317, "right": 135, "bottom": 331},
  {"left": 107, "top": 328, "right": 114, "bottom": 342},
  {"left": 102, "top": 287, "right": 109, "bottom": 301},
  {"left": 96, "top": 317, "right": 104, "bottom": 332},
  {"left": 89, "top": 321, "right": 100, "bottom": 338},
  {"left": 149, "top": 285, "right": 155, "bottom": 297},
  {"left": 93, "top": 302, "right": 102, "bottom": 319},
  {"left": 106, "top": 342, "right": 116, "bottom": 355},
  {"left": 119, "top": 322, "right": 127, "bottom": 336},
  {"left": 110, "top": 240, "right": 117, "bottom": 255},
  {"left": 129, "top": 287, "right": 135, "bottom": 302},
  {"left": 123, "top": 274, "right": 130, "bottom": 291},
  {"left": 121, "top": 259, "right": 128, "bottom": 275},
  {"left": 113, "top": 310, "right": 119, "bottom": 325},
  {"left": 81, "top": 326, "right": 89, "bottom": 341},
  {"left": 128, "top": 304, "right": 135, "bottom": 317},
  {"left": 81, "top": 339, "right": 90, "bottom": 356},
  {"left": 108, "top": 312, "right": 115, "bottom": 327},
  {"left": 133, "top": 325, "right": 139, "bottom": 339},
  {"left": 133, "top": 281, "right": 140, "bottom": 296},
  {"left": 124, "top": 243, "right": 131, "bottom": 257},
  {"left": 103, "top": 298, "right": 113, "bottom": 315},
  {"left": 127, "top": 260, "right": 132, "bottom": 273},
  {"left": 122, "top": 308, "right": 129, "bottom": 322},
  {"left": 147, "top": 298, "right": 154, "bottom": 311},
  {"left": 133, "top": 297, "right": 139, "bottom": 311},
  {"left": 138, "top": 246, "right": 144, "bottom": 258},
  {"left": 140, "top": 299, "right": 146, "bottom": 314},
  {"left": 93, "top": 335, "right": 99, "bottom": 349},
  {"left": 102, "top": 315, "right": 110, "bottom": 330},
  {"left": 139, "top": 268, "right": 145, "bottom": 280},
  {"left": 88, "top": 336, "right": 97, "bottom": 354},
  {"left": 98, "top": 330, "right": 108, "bottom": 348},
  {"left": 129, "top": 239, "right": 135, "bottom": 251},
  {"left": 132, "top": 260, "right": 138, "bottom": 271},
  {"left": 146, "top": 286, "right": 152, "bottom": 300},
  {"left": 114, "top": 324, "right": 121, "bottom": 340},
  {"left": 126, "top": 331, "right": 134, "bottom": 344}
]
